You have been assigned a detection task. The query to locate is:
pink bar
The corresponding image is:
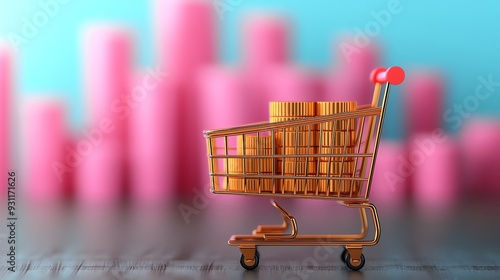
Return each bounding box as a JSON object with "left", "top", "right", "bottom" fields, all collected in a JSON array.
[
  {"left": 63, "top": 136, "right": 76, "bottom": 199},
  {"left": 154, "top": 0, "right": 215, "bottom": 83},
  {"left": 82, "top": 24, "right": 133, "bottom": 145},
  {"left": 405, "top": 72, "right": 444, "bottom": 136},
  {"left": 129, "top": 71, "right": 173, "bottom": 205},
  {"left": 80, "top": 24, "right": 133, "bottom": 203},
  {"left": 243, "top": 14, "right": 289, "bottom": 70},
  {"left": 75, "top": 139, "right": 124, "bottom": 205},
  {"left": 198, "top": 66, "right": 251, "bottom": 128},
  {"left": 240, "top": 14, "right": 290, "bottom": 124},
  {"left": 370, "top": 141, "right": 407, "bottom": 213},
  {"left": 154, "top": 0, "right": 216, "bottom": 197},
  {"left": 460, "top": 119, "right": 500, "bottom": 198},
  {"left": 410, "top": 133, "right": 459, "bottom": 217},
  {"left": 23, "top": 98, "right": 67, "bottom": 203},
  {"left": 327, "top": 38, "right": 379, "bottom": 105},
  {"left": 236, "top": 66, "right": 322, "bottom": 133},
  {"left": 337, "top": 37, "right": 379, "bottom": 74},
  {"left": 0, "top": 47, "right": 12, "bottom": 199},
  {"left": 265, "top": 65, "right": 321, "bottom": 102},
  {"left": 240, "top": 71, "right": 272, "bottom": 123},
  {"left": 197, "top": 66, "right": 252, "bottom": 188}
]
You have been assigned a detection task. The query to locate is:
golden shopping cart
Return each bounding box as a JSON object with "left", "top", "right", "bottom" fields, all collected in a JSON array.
[{"left": 203, "top": 66, "right": 405, "bottom": 271}]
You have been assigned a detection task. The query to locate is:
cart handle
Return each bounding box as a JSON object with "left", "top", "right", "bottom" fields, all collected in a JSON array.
[{"left": 370, "top": 66, "right": 405, "bottom": 85}]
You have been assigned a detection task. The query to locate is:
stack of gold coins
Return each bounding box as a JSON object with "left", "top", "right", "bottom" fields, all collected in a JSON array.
[
  {"left": 270, "top": 102, "right": 318, "bottom": 193},
  {"left": 316, "top": 101, "right": 358, "bottom": 194},
  {"left": 317, "top": 102, "right": 357, "bottom": 131},
  {"left": 225, "top": 135, "right": 275, "bottom": 192},
  {"left": 317, "top": 176, "right": 359, "bottom": 196}
]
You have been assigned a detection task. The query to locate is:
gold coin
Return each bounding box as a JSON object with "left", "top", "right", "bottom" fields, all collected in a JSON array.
[
  {"left": 237, "top": 135, "right": 273, "bottom": 149},
  {"left": 275, "top": 146, "right": 317, "bottom": 162},
  {"left": 275, "top": 131, "right": 319, "bottom": 147},
  {"left": 275, "top": 146, "right": 317, "bottom": 155},
  {"left": 318, "top": 146, "right": 355, "bottom": 161},
  {"left": 277, "top": 160, "right": 317, "bottom": 175},
  {"left": 319, "top": 131, "right": 356, "bottom": 146},
  {"left": 319, "top": 161, "right": 355, "bottom": 175},
  {"left": 259, "top": 178, "right": 276, "bottom": 192},
  {"left": 317, "top": 177, "right": 361, "bottom": 196},
  {"left": 319, "top": 147, "right": 355, "bottom": 161},
  {"left": 278, "top": 179, "right": 318, "bottom": 193},
  {"left": 270, "top": 102, "right": 316, "bottom": 117},
  {"left": 237, "top": 147, "right": 274, "bottom": 155},
  {"left": 225, "top": 176, "right": 275, "bottom": 192},
  {"left": 316, "top": 101, "right": 357, "bottom": 115},
  {"left": 270, "top": 116, "right": 318, "bottom": 131},
  {"left": 318, "top": 118, "right": 357, "bottom": 131},
  {"left": 316, "top": 102, "right": 357, "bottom": 131},
  {"left": 226, "top": 158, "right": 275, "bottom": 174},
  {"left": 226, "top": 177, "right": 258, "bottom": 191},
  {"left": 319, "top": 146, "right": 355, "bottom": 154}
]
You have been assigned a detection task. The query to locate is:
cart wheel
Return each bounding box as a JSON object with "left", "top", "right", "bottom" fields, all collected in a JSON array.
[
  {"left": 240, "top": 250, "right": 260, "bottom": 270},
  {"left": 340, "top": 248, "right": 348, "bottom": 263},
  {"left": 344, "top": 253, "right": 365, "bottom": 271}
]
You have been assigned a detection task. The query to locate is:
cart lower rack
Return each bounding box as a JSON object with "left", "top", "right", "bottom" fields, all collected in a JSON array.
[{"left": 204, "top": 66, "right": 405, "bottom": 270}]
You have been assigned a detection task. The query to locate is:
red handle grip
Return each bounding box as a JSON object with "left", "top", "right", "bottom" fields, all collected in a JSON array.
[{"left": 370, "top": 66, "right": 405, "bottom": 85}]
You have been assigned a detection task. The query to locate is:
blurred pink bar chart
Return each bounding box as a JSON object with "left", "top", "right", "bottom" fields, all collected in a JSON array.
[
  {"left": 22, "top": 98, "right": 67, "bottom": 204},
  {"left": 77, "top": 25, "right": 134, "bottom": 205},
  {"left": 154, "top": 0, "right": 216, "bottom": 197}
]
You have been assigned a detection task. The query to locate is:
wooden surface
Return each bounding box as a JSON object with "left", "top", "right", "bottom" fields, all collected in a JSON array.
[{"left": 1, "top": 194, "right": 499, "bottom": 280}]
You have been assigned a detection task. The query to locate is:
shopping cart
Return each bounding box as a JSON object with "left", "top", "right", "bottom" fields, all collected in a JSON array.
[{"left": 204, "top": 66, "right": 405, "bottom": 270}]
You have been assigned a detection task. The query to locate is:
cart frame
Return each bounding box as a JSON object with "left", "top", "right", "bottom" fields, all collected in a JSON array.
[{"left": 203, "top": 66, "right": 405, "bottom": 270}]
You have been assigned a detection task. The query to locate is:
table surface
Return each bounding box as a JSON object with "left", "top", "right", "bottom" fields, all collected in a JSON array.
[{"left": 1, "top": 193, "right": 499, "bottom": 280}]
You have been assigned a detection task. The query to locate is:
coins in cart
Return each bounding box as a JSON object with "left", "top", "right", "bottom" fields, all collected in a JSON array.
[
  {"left": 270, "top": 102, "right": 316, "bottom": 117},
  {"left": 316, "top": 177, "right": 361, "bottom": 195},
  {"left": 270, "top": 117, "right": 317, "bottom": 131},
  {"left": 317, "top": 101, "right": 357, "bottom": 131},
  {"left": 237, "top": 135, "right": 274, "bottom": 150},
  {"left": 276, "top": 146, "right": 317, "bottom": 158},
  {"left": 318, "top": 146, "right": 355, "bottom": 162},
  {"left": 203, "top": 66, "right": 406, "bottom": 272},
  {"left": 226, "top": 177, "right": 274, "bottom": 192},
  {"left": 319, "top": 130, "right": 356, "bottom": 147},
  {"left": 277, "top": 160, "right": 317, "bottom": 174},
  {"left": 316, "top": 101, "right": 356, "bottom": 115},
  {"left": 278, "top": 178, "right": 318, "bottom": 194},
  {"left": 277, "top": 160, "right": 318, "bottom": 193},
  {"left": 270, "top": 102, "right": 317, "bottom": 131},
  {"left": 319, "top": 160, "right": 356, "bottom": 175},
  {"left": 275, "top": 131, "right": 319, "bottom": 147},
  {"left": 225, "top": 157, "right": 274, "bottom": 173},
  {"left": 227, "top": 135, "right": 276, "bottom": 191}
]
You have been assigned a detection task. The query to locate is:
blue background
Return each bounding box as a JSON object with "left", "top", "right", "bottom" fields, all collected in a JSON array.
[{"left": 1, "top": 0, "right": 499, "bottom": 139}]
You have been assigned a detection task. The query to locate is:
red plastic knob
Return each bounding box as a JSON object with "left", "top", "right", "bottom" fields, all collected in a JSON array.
[{"left": 370, "top": 66, "right": 405, "bottom": 85}]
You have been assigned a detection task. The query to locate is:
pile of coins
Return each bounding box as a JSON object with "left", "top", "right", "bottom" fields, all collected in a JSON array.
[
  {"left": 270, "top": 102, "right": 318, "bottom": 193},
  {"left": 225, "top": 101, "right": 359, "bottom": 196},
  {"left": 225, "top": 135, "right": 274, "bottom": 192},
  {"left": 317, "top": 102, "right": 358, "bottom": 194}
]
